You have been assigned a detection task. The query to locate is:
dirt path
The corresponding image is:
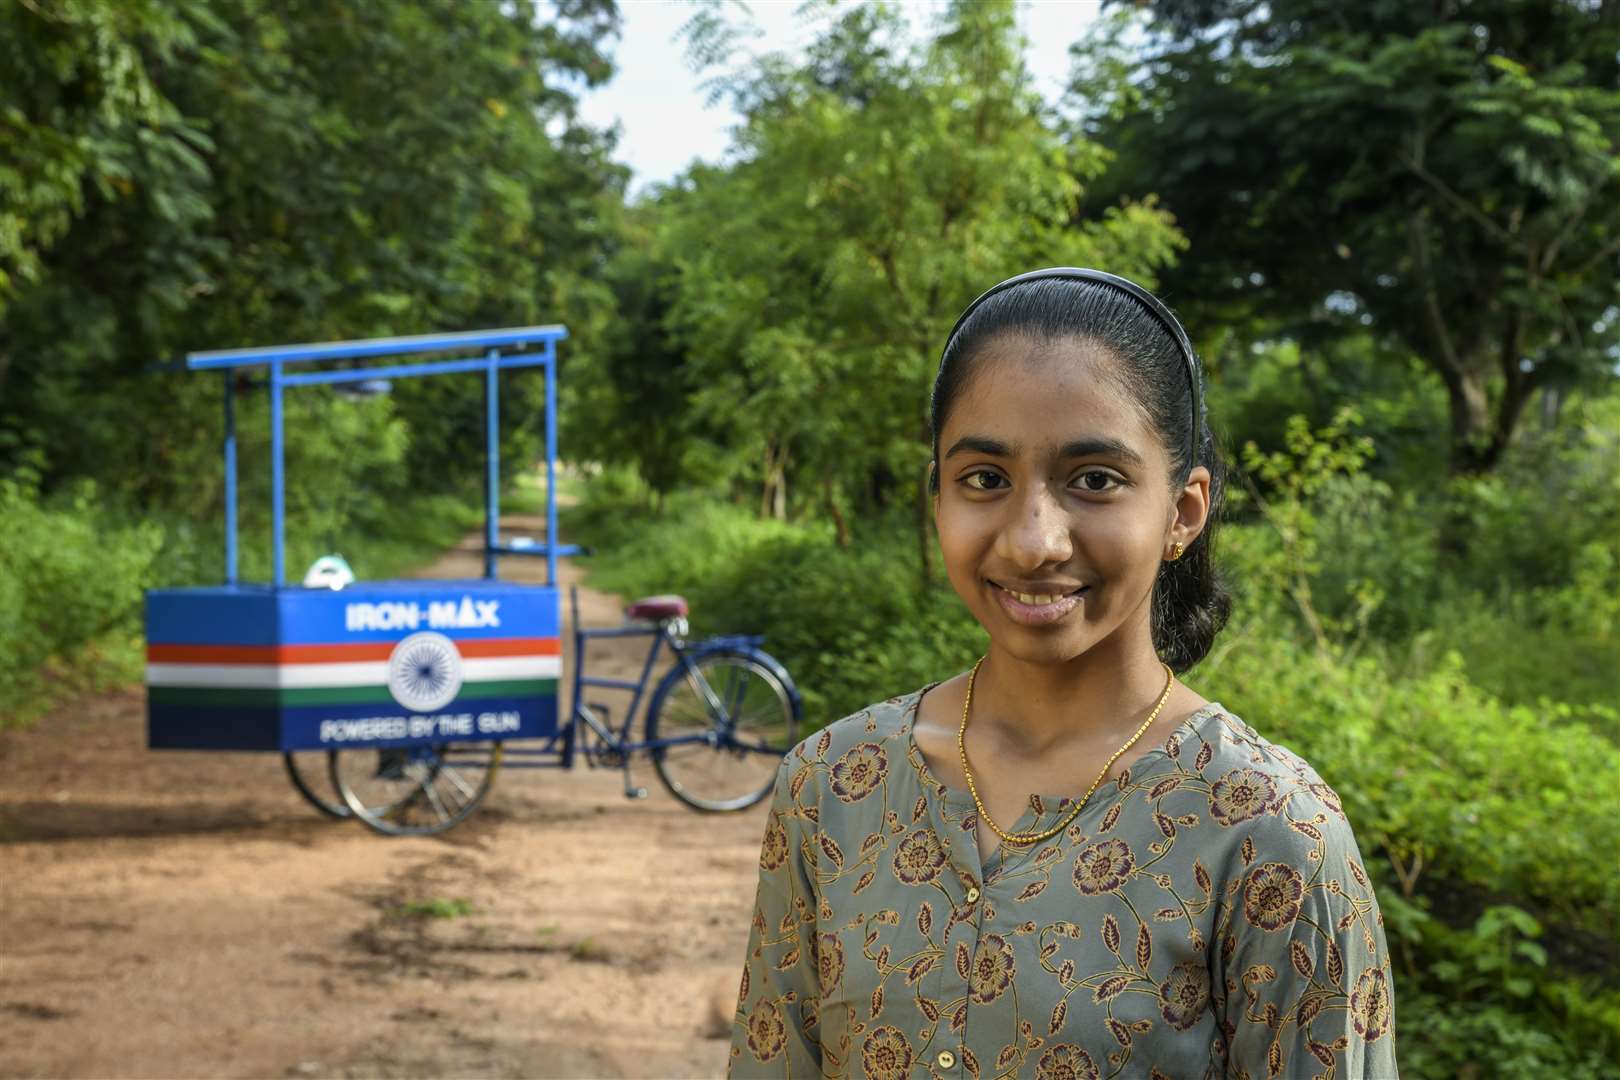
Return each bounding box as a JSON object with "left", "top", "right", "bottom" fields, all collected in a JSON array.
[{"left": 0, "top": 516, "right": 773, "bottom": 1078}]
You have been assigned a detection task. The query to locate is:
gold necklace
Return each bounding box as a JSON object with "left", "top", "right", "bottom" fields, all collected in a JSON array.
[{"left": 957, "top": 656, "right": 1176, "bottom": 846}]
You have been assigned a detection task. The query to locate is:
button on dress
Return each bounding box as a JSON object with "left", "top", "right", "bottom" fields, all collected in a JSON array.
[{"left": 728, "top": 686, "right": 1399, "bottom": 1079}]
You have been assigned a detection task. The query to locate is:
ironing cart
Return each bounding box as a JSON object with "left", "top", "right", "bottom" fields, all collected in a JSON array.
[{"left": 144, "top": 326, "right": 576, "bottom": 835}]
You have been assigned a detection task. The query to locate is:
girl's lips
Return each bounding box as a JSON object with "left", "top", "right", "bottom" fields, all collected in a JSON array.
[{"left": 990, "top": 582, "right": 1088, "bottom": 626}]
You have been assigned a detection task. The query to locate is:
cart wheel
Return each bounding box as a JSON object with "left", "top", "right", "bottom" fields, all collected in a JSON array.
[
  {"left": 646, "top": 648, "right": 799, "bottom": 812},
  {"left": 283, "top": 751, "right": 351, "bottom": 818},
  {"left": 329, "top": 742, "right": 502, "bottom": 836}
]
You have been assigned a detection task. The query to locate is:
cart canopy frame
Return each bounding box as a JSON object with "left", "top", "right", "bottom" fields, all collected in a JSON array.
[{"left": 186, "top": 325, "right": 575, "bottom": 588}]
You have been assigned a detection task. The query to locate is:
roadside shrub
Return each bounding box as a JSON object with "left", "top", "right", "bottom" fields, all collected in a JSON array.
[
  {"left": 1197, "top": 633, "right": 1620, "bottom": 943},
  {"left": 566, "top": 488, "right": 977, "bottom": 720},
  {"left": 0, "top": 479, "right": 163, "bottom": 724},
  {"left": 692, "top": 529, "right": 984, "bottom": 720},
  {"left": 568, "top": 488, "right": 809, "bottom": 608}
]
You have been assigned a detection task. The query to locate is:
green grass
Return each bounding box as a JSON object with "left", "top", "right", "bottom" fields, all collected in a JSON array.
[{"left": 389, "top": 898, "right": 475, "bottom": 920}]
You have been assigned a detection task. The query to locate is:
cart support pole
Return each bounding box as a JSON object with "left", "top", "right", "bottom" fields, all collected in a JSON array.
[
  {"left": 224, "top": 370, "right": 238, "bottom": 585},
  {"left": 545, "top": 346, "right": 558, "bottom": 588},
  {"left": 270, "top": 360, "right": 286, "bottom": 587},
  {"left": 484, "top": 348, "right": 500, "bottom": 580}
]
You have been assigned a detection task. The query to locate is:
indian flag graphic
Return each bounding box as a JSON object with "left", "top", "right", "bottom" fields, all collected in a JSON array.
[{"left": 146, "top": 582, "right": 561, "bottom": 751}]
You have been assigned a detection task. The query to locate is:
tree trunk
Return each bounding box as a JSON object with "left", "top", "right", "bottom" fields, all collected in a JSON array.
[
  {"left": 915, "top": 459, "right": 933, "bottom": 590},
  {"left": 760, "top": 441, "right": 789, "bottom": 522},
  {"left": 760, "top": 443, "right": 776, "bottom": 519},
  {"left": 913, "top": 417, "right": 939, "bottom": 592},
  {"left": 1438, "top": 318, "right": 1540, "bottom": 476},
  {"left": 1539, "top": 385, "right": 1564, "bottom": 430},
  {"left": 1441, "top": 363, "right": 1494, "bottom": 475},
  {"left": 825, "top": 477, "right": 851, "bottom": 548}
]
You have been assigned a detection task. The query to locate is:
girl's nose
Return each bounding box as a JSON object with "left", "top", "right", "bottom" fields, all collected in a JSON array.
[{"left": 994, "top": 483, "right": 1073, "bottom": 570}]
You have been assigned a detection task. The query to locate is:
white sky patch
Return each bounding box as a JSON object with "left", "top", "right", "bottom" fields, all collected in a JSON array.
[{"left": 579, "top": 0, "right": 1103, "bottom": 195}]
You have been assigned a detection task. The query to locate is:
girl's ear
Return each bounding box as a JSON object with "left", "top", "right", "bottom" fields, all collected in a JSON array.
[{"left": 1168, "top": 464, "right": 1212, "bottom": 548}]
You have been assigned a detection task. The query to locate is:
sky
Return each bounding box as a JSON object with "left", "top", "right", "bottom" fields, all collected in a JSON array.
[{"left": 577, "top": 1, "right": 1104, "bottom": 194}]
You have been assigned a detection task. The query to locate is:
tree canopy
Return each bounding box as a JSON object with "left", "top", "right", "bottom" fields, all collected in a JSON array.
[
  {"left": 1077, "top": 0, "right": 1620, "bottom": 473},
  {"left": 1, "top": 0, "right": 624, "bottom": 506},
  {"left": 574, "top": 0, "right": 1184, "bottom": 554}
]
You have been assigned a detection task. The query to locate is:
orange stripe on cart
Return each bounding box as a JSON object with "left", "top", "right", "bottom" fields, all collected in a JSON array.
[{"left": 147, "top": 637, "right": 562, "bottom": 664}]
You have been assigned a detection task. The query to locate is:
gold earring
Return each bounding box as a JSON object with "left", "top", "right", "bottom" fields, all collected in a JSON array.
[{"left": 1169, "top": 542, "right": 1184, "bottom": 561}]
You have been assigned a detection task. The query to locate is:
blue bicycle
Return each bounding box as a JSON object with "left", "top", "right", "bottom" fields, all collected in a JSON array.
[{"left": 320, "top": 585, "right": 804, "bottom": 832}]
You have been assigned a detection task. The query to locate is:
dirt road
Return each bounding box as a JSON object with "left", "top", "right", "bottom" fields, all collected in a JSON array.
[{"left": 0, "top": 518, "right": 773, "bottom": 1078}]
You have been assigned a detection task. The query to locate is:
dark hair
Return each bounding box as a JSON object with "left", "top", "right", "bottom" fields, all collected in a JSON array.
[{"left": 929, "top": 273, "right": 1231, "bottom": 673}]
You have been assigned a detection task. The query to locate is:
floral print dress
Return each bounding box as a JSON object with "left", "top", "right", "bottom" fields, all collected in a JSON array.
[{"left": 728, "top": 687, "right": 1398, "bottom": 1079}]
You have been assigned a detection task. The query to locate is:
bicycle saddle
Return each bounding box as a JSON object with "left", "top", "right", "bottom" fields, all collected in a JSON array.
[{"left": 625, "top": 594, "right": 689, "bottom": 620}]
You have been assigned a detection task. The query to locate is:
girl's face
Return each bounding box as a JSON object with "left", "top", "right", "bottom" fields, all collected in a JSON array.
[{"left": 933, "top": 335, "right": 1208, "bottom": 667}]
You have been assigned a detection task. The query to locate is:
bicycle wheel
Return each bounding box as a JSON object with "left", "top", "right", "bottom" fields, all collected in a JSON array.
[
  {"left": 283, "top": 751, "right": 351, "bottom": 818},
  {"left": 329, "top": 742, "right": 502, "bottom": 836},
  {"left": 646, "top": 648, "right": 799, "bottom": 812}
]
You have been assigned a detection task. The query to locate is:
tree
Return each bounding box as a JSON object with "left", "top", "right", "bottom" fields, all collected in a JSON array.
[
  {"left": 636, "top": 0, "right": 1182, "bottom": 574},
  {"left": 0, "top": 0, "right": 625, "bottom": 518},
  {"left": 1079, "top": 0, "right": 1620, "bottom": 474}
]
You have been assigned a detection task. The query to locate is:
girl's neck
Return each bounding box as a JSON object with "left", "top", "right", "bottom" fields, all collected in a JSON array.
[{"left": 972, "top": 628, "right": 1171, "bottom": 757}]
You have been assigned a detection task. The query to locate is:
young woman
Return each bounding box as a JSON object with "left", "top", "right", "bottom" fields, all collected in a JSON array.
[{"left": 728, "top": 269, "right": 1398, "bottom": 1079}]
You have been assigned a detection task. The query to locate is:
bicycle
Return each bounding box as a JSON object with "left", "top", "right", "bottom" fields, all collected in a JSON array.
[{"left": 294, "top": 585, "right": 802, "bottom": 835}]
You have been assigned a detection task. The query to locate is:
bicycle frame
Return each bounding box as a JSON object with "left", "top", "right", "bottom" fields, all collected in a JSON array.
[{"left": 495, "top": 586, "right": 768, "bottom": 771}]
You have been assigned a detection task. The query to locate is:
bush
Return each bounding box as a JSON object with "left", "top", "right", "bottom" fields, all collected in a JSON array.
[
  {"left": 566, "top": 487, "right": 981, "bottom": 719},
  {"left": 0, "top": 479, "right": 164, "bottom": 724},
  {"left": 1195, "top": 633, "right": 1620, "bottom": 943}
]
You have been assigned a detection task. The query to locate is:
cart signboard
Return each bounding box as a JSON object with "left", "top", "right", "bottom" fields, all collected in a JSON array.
[{"left": 147, "top": 581, "right": 560, "bottom": 751}]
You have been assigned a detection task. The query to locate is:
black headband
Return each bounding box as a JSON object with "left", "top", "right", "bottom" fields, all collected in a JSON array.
[{"left": 943, "top": 267, "right": 1204, "bottom": 464}]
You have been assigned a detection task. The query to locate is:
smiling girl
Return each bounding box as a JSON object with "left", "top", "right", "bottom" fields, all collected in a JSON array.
[{"left": 729, "top": 269, "right": 1398, "bottom": 1079}]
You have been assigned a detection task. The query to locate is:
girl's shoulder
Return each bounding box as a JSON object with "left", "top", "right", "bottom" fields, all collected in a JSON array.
[
  {"left": 1183, "top": 705, "right": 1362, "bottom": 853},
  {"left": 778, "top": 685, "right": 934, "bottom": 796}
]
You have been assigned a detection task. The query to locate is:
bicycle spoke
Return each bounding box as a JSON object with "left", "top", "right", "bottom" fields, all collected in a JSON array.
[
  {"left": 724, "top": 665, "right": 749, "bottom": 729},
  {"left": 417, "top": 776, "right": 448, "bottom": 824},
  {"left": 438, "top": 762, "right": 477, "bottom": 802}
]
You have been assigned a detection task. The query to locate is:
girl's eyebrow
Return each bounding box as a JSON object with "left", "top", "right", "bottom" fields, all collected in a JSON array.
[
  {"left": 1059, "top": 437, "right": 1146, "bottom": 467},
  {"left": 943, "top": 434, "right": 1144, "bottom": 467},
  {"left": 944, "top": 435, "right": 1015, "bottom": 458}
]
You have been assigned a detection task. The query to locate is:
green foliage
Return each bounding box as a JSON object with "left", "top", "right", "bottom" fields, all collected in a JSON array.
[
  {"left": 1205, "top": 336, "right": 1451, "bottom": 493},
  {"left": 0, "top": 0, "right": 627, "bottom": 715},
  {"left": 389, "top": 897, "right": 475, "bottom": 920},
  {"left": 1217, "top": 395, "right": 1620, "bottom": 714},
  {"left": 568, "top": 474, "right": 806, "bottom": 600},
  {"left": 1, "top": 0, "right": 625, "bottom": 507},
  {"left": 1390, "top": 901, "right": 1620, "bottom": 1078},
  {"left": 1199, "top": 637, "right": 1620, "bottom": 944},
  {"left": 573, "top": 0, "right": 1184, "bottom": 526},
  {"left": 0, "top": 0, "right": 200, "bottom": 309},
  {"left": 0, "top": 478, "right": 164, "bottom": 724},
  {"left": 1083, "top": 0, "right": 1620, "bottom": 472}
]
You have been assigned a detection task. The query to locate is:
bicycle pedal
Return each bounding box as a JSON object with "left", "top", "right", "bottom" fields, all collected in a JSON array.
[{"left": 625, "top": 786, "right": 649, "bottom": 800}]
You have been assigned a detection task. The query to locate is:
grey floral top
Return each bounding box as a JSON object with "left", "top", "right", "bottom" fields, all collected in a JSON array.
[{"left": 728, "top": 687, "right": 1398, "bottom": 1079}]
